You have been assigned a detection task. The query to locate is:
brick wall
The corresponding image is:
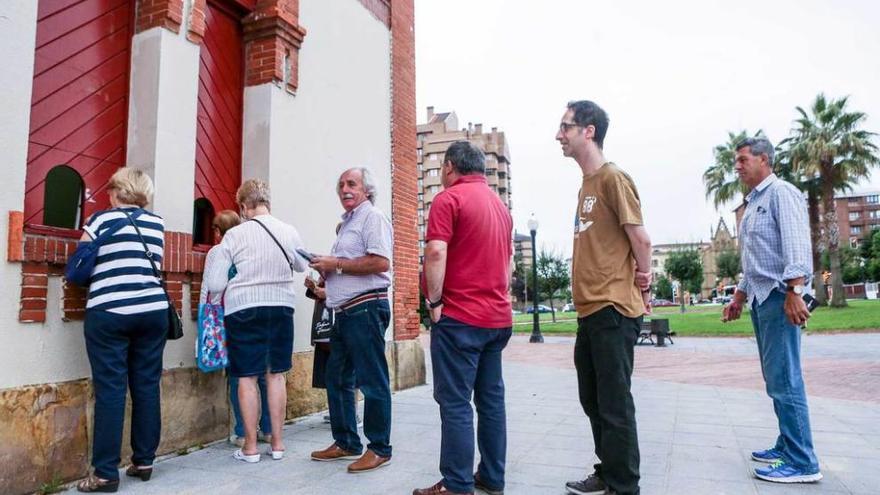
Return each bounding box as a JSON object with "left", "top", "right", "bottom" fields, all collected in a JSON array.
[
  {"left": 186, "top": 0, "right": 207, "bottom": 43},
  {"left": 358, "top": 0, "right": 391, "bottom": 28},
  {"left": 242, "top": 0, "right": 307, "bottom": 92},
  {"left": 8, "top": 215, "right": 206, "bottom": 324},
  {"left": 135, "top": 0, "right": 184, "bottom": 34},
  {"left": 390, "top": 0, "right": 420, "bottom": 340}
]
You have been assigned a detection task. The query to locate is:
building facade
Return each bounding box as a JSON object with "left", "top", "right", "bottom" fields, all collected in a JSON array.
[
  {"left": 415, "top": 107, "right": 512, "bottom": 261},
  {"left": 651, "top": 218, "right": 737, "bottom": 299},
  {"left": 0, "top": 1, "right": 422, "bottom": 493}
]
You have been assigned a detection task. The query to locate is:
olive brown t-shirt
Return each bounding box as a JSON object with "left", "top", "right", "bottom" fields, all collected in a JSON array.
[{"left": 571, "top": 162, "right": 645, "bottom": 318}]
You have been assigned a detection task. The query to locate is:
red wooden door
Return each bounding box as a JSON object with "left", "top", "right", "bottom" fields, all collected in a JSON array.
[
  {"left": 194, "top": 2, "right": 244, "bottom": 215},
  {"left": 25, "top": 0, "right": 132, "bottom": 227}
]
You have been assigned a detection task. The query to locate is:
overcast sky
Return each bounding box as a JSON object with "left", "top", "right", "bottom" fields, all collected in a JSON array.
[{"left": 414, "top": 0, "right": 880, "bottom": 257}]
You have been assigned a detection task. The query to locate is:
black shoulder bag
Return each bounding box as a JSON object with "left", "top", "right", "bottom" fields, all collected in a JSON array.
[{"left": 122, "top": 210, "right": 184, "bottom": 340}]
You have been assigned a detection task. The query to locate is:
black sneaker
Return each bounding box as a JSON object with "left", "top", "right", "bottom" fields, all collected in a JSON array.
[
  {"left": 565, "top": 473, "right": 606, "bottom": 495},
  {"left": 474, "top": 472, "right": 503, "bottom": 495}
]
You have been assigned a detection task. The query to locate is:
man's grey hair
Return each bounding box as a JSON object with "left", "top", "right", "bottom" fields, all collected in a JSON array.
[
  {"left": 339, "top": 167, "right": 378, "bottom": 204},
  {"left": 735, "top": 137, "right": 775, "bottom": 165}
]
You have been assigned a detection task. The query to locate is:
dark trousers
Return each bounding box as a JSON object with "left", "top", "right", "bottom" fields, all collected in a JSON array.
[
  {"left": 574, "top": 306, "right": 641, "bottom": 495},
  {"left": 325, "top": 299, "right": 392, "bottom": 457},
  {"left": 84, "top": 309, "right": 168, "bottom": 480},
  {"left": 431, "top": 316, "right": 512, "bottom": 494}
]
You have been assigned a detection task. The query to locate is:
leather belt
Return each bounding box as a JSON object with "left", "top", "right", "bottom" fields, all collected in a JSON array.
[{"left": 335, "top": 289, "right": 388, "bottom": 313}]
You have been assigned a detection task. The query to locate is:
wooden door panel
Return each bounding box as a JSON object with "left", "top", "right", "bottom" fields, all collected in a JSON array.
[{"left": 25, "top": 0, "right": 131, "bottom": 227}]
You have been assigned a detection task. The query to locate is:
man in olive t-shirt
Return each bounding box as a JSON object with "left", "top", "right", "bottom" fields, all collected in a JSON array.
[{"left": 556, "top": 100, "right": 653, "bottom": 495}]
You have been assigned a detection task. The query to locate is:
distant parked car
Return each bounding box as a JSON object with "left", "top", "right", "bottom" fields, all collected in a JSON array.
[
  {"left": 562, "top": 303, "right": 575, "bottom": 312},
  {"left": 512, "top": 309, "right": 522, "bottom": 315},
  {"left": 650, "top": 298, "right": 677, "bottom": 307},
  {"left": 525, "top": 305, "right": 553, "bottom": 314}
]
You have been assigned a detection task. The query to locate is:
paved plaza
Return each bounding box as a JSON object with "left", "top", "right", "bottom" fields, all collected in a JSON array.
[{"left": 65, "top": 333, "right": 880, "bottom": 494}]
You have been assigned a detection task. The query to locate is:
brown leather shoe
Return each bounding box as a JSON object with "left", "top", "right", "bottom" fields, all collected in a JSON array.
[
  {"left": 412, "top": 481, "right": 473, "bottom": 495},
  {"left": 347, "top": 449, "right": 391, "bottom": 473},
  {"left": 310, "top": 443, "right": 361, "bottom": 462}
]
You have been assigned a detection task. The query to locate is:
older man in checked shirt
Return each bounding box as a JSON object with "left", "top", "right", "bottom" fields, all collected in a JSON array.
[
  {"left": 722, "top": 137, "right": 822, "bottom": 484},
  {"left": 309, "top": 167, "right": 394, "bottom": 474}
]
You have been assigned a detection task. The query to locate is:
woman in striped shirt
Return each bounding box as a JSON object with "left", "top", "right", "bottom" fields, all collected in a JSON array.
[{"left": 77, "top": 169, "right": 168, "bottom": 493}]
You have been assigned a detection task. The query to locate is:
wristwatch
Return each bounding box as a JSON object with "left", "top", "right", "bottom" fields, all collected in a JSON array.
[
  {"left": 428, "top": 298, "right": 443, "bottom": 309},
  {"left": 787, "top": 284, "right": 805, "bottom": 295},
  {"left": 335, "top": 260, "right": 343, "bottom": 276}
]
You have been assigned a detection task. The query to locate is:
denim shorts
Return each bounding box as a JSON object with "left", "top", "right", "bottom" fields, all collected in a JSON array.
[{"left": 225, "top": 306, "right": 294, "bottom": 377}]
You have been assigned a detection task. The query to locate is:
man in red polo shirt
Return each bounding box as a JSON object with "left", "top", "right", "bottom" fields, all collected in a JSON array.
[{"left": 413, "top": 141, "right": 513, "bottom": 495}]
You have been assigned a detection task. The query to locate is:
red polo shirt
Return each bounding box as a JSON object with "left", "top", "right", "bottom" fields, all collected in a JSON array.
[{"left": 425, "top": 175, "right": 513, "bottom": 328}]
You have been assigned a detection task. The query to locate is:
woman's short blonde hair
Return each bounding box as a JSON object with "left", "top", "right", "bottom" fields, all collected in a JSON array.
[
  {"left": 236, "top": 179, "right": 271, "bottom": 209},
  {"left": 212, "top": 209, "right": 241, "bottom": 236},
  {"left": 108, "top": 168, "right": 153, "bottom": 207}
]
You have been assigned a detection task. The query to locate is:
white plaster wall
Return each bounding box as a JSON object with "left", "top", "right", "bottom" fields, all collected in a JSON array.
[
  {"left": 0, "top": 2, "right": 90, "bottom": 389},
  {"left": 127, "top": 27, "right": 201, "bottom": 233},
  {"left": 243, "top": 0, "right": 392, "bottom": 352}
]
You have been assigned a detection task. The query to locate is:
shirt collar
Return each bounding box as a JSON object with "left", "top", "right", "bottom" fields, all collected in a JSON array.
[
  {"left": 451, "top": 174, "right": 488, "bottom": 187},
  {"left": 341, "top": 199, "right": 371, "bottom": 221},
  {"left": 745, "top": 173, "right": 777, "bottom": 202}
]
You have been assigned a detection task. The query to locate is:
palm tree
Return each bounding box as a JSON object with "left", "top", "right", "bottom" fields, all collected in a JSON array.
[
  {"left": 786, "top": 94, "right": 880, "bottom": 307},
  {"left": 703, "top": 130, "right": 764, "bottom": 209}
]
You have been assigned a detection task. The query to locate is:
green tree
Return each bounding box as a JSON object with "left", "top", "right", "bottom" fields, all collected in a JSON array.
[
  {"left": 786, "top": 94, "right": 880, "bottom": 307},
  {"left": 534, "top": 250, "right": 571, "bottom": 323},
  {"left": 715, "top": 249, "right": 741, "bottom": 281},
  {"left": 703, "top": 130, "right": 765, "bottom": 208},
  {"left": 654, "top": 275, "right": 673, "bottom": 300},
  {"left": 664, "top": 249, "right": 703, "bottom": 312},
  {"left": 821, "top": 246, "right": 864, "bottom": 284}
]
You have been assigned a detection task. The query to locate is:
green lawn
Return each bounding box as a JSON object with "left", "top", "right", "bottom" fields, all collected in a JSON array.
[{"left": 513, "top": 299, "right": 880, "bottom": 337}]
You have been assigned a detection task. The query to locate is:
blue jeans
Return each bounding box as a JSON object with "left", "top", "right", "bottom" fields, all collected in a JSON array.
[
  {"left": 325, "top": 299, "right": 392, "bottom": 457},
  {"left": 750, "top": 290, "right": 819, "bottom": 472},
  {"left": 84, "top": 309, "right": 167, "bottom": 480},
  {"left": 431, "top": 316, "right": 512, "bottom": 494},
  {"left": 228, "top": 374, "right": 271, "bottom": 437}
]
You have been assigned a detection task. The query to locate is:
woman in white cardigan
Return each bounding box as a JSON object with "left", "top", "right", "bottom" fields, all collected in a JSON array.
[{"left": 202, "top": 180, "right": 307, "bottom": 463}]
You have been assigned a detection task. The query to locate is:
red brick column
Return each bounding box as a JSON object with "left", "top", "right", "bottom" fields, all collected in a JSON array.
[
  {"left": 390, "top": 0, "right": 420, "bottom": 340},
  {"left": 242, "top": 0, "right": 307, "bottom": 93},
  {"left": 358, "top": 0, "right": 391, "bottom": 27},
  {"left": 135, "top": 0, "right": 184, "bottom": 34},
  {"left": 186, "top": 0, "right": 208, "bottom": 43}
]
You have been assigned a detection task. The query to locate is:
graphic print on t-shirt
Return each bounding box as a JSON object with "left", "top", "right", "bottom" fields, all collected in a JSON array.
[{"left": 576, "top": 195, "right": 597, "bottom": 234}]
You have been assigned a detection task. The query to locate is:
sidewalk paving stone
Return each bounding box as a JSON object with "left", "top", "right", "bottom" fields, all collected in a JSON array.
[{"left": 62, "top": 334, "right": 878, "bottom": 494}]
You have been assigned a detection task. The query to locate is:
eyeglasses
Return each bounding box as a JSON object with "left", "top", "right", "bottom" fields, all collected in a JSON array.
[{"left": 559, "top": 122, "right": 581, "bottom": 133}]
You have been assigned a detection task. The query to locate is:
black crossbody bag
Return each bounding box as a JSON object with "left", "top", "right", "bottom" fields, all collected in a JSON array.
[
  {"left": 250, "top": 218, "right": 295, "bottom": 274},
  {"left": 122, "top": 210, "right": 184, "bottom": 340}
]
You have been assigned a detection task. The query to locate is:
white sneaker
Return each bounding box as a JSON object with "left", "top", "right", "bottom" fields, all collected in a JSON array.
[{"left": 233, "top": 449, "right": 260, "bottom": 463}]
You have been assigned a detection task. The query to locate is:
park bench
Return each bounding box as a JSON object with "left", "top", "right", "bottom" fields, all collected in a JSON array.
[{"left": 638, "top": 319, "right": 674, "bottom": 346}]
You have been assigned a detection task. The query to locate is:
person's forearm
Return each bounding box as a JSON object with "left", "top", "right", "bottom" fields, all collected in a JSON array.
[
  {"left": 336, "top": 254, "right": 390, "bottom": 275},
  {"left": 625, "top": 225, "right": 652, "bottom": 272},
  {"left": 424, "top": 242, "right": 448, "bottom": 303}
]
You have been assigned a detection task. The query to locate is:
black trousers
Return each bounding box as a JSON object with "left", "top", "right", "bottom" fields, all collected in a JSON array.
[{"left": 574, "top": 305, "right": 641, "bottom": 495}]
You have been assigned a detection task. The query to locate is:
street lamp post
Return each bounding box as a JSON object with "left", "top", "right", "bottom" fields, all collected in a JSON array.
[{"left": 528, "top": 214, "right": 544, "bottom": 343}]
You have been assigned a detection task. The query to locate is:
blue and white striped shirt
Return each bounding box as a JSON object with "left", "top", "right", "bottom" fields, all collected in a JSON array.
[
  {"left": 737, "top": 174, "right": 813, "bottom": 306},
  {"left": 83, "top": 207, "right": 168, "bottom": 315}
]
